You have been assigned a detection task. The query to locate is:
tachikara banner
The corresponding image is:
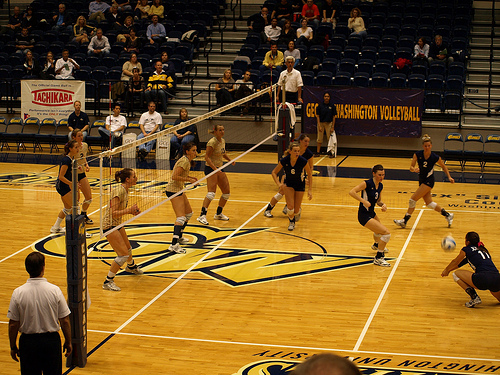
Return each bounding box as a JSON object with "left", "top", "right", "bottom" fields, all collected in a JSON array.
[
  {"left": 303, "top": 86, "right": 423, "bottom": 138},
  {"left": 21, "top": 80, "right": 85, "bottom": 121}
]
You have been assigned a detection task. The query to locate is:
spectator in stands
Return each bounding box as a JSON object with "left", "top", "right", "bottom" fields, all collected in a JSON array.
[
  {"left": 215, "top": 68, "right": 235, "bottom": 108},
  {"left": 278, "top": 19, "right": 295, "bottom": 46},
  {"left": 147, "top": 15, "right": 166, "bottom": 44},
  {"left": 145, "top": 60, "right": 174, "bottom": 114},
  {"left": 52, "top": 3, "right": 72, "bottom": 31},
  {"left": 22, "top": 50, "right": 40, "bottom": 78},
  {"left": 348, "top": 7, "right": 366, "bottom": 39},
  {"left": 117, "top": 16, "right": 135, "bottom": 43},
  {"left": 161, "top": 51, "right": 177, "bottom": 89},
  {"left": 73, "top": 16, "right": 95, "bottom": 44},
  {"left": 126, "top": 67, "right": 145, "bottom": 114},
  {"left": 21, "top": 6, "right": 38, "bottom": 31},
  {"left": 285, "top": 40, "right": 301, "bottom": 68},
  {"left": 413, "top": 37, "right": 429, "bottom": 64},
  {"left": 272, "top": 0, "right": 293, "bottom": 27},
  {"left": 296, "top": 18, "right": 313, "bottom": 47},
  {"left": 68, "top": 100, "right": 90, "bottom": 140},
  {"left": 15, "top": 27, "right": 35, "bottom": 55},
  {"left": 99, "top": 103, "right": 127, "bottom": 148},
  {"left": 41, "top": 51, "right": 56, "bottom": 79},
  {"left": 428, "top": 34, "right": 454, "bottom": 66},
  {"left": 88, "top": 28, "right": 111, "bottom": 56},
  {"left": 114, "top": 0, "right": 133, "bottom": 12},
  {"left": 260, "top": 41, "right": 284, "bottom": 76},
  {"left": 264, "top": 18, "right": 282, "bottom": 43},
  {"left": 122, "top": 52, "right": 143, "bottom": 81},
  {"left": 247, "top": 6, "right": 271, "bottom": 34},
  {"left": 277, "top": 56, "right": 303, "bottom": 104},
  {"left": 124, "top": 27, "right": 141, "bottom": 52},
  {"left": 89, "top": 0, "right": 111, "bottom": 23},
  {"left": 106, "top": 4, "right": 124, "bottom": 30},
  {"left": 0, "top": 6, "right": 22, "bottom": 35},
  {"left": 137, "top": 101, "right": 162, "bottom": 160},
  {"left": 301, "top": 0, "right": 320, "bottom": 28},
  {"left": 322, "top": 0, "right": 339, "bottom": 27},
  {"left": 170, "top": 108, "right": 196, "bottom": 159},
  {"left": 55, "top": 49, "right": 80, "bottom": 79},
  {"left": 135, "top": 0, "right": 151, "bottom": 20},
  {"left": 149, "top": 0, "right": 164, "bottom": 19},
  {"left": 234, "top": 70, "right": 254, "bottom": 115}
]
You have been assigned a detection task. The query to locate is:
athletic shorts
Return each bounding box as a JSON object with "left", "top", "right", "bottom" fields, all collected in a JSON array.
[
  {"left": 55, "top": 180, "right": 71, "bottom": 196},
  {"left": 419, "top": 174, "right": 435, "bottom": 188},
  {"left": 358, "top": 209, "right": 375, "bottom": 226},
  {"left": 472, "top": 272, "right": 500, "bottom": 292},
  {"left": 165, "top": 190, "right": 184, "bottom": 198},
  {"left": 204, "top": 165, "right": 215, "bottom": 175},
  {"left": 285, "top": 180, "right": 305, "bottom": 192},
  {"left": 78, "top": 172, "right": 86, "bottom": 181}
]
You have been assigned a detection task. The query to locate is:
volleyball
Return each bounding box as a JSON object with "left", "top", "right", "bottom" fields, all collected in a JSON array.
[{"left": 441, "top": 236, "right": 456, "bottom": 251}]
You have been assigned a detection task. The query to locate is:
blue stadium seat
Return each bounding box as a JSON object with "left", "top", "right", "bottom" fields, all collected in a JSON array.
[
  {"left": 360, "top": 46, "right": 377, "bottom": 62},
  {"left": 343, "top": 46, "right": 359, "bottom": 62},
  {"left": 357, "top": 59, "right": 373, "bottom": 75},
  {"left": 408, "top": 74, "right": 425, "bottom": 89},
  {"left": 444, "top": 92, "right": 461, "bottom": 112},
  {"left": 334, "top": 72, "right": 351, "bottom": 86},
  {"left": 363, "top": 35, "right": 380, "bottom": 49},
  {"left": 321, "top": 58, "right": 337, "bottom": 75},
  {"left": 372, "top": 72, "right": 388, "bottom": 88},
  {"left": 308, "top": 45, "right": 325, "bottom": 63},
  {"left": 353, "top": 72, "right": 370, "bottom": 87},
  {"left": 316, "top": 71, "right": 333, "bottom": 86},
  {"left": 377, "top": 47, "right": 394, "bottom": 62},
  {"left": 300, "top": 71, "right": 315, "bottom": 86},
  {"left": 390, "top": 73, "right": 407, "bottom": 88},
  {"left": 425, "top": 92, "right": 442, "bottom": 111},
  {"left": 338, "top": 58, "right": 355, "bottom": 76},
  {"left": 326, "top": 45, "right": 342, "bottom": 60},
  {"left": 374, "top": 59, "right": 392, "bottom": 75},
  {"left": 426, "top": 74, "right": 445, "bottom": 90}
]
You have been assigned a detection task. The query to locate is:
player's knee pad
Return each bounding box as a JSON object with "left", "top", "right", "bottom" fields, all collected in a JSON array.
[
  {"left": 427, "top": 201, "right": 437, "bottom": 209},
  {"left": 63, "top": 208, "right": 71, "bottom": 216},
  {"left": 176, "top": 216, "right": 186, "bottom": 225},
  {"left": 380, "top": 233, "right": 391, "bottom": 243},
  {"left": 452, "top": 272, "right": 460, "bottom": 283},
  {"left": 286, "top": 207, "right": 294, "bottom": 215},
  {"left": 409, "top": 199, "right": 417, "bottom": 208},
  {"left": 221, "top": 193, "right": 230, "bottom": 200},
  {"left": 374, "top": 233, "right": 382, "bottom": 238},
  {"left": 83, "top": 198, "right": 93, "bottom": 205},
  {"left": 185, "top": 212, "right": 193, "bottom": 221},
  {"left": 206, "top": 192, "right": 216, "bottom": 201},
  {"left": 274, "top": 192, "right": 283, "bottom": 201},
  {"left": 114, "top": 255, "right": 128, "bottom": 266}
]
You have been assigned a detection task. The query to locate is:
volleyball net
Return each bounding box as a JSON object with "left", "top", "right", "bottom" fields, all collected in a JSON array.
[{"left": 85, "top": 84, "right": 278, "bottom": 239}]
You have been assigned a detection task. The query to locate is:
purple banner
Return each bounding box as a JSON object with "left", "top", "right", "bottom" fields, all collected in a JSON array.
[{"left": 303, "top": 86, "right": 423, "bottom": 138}]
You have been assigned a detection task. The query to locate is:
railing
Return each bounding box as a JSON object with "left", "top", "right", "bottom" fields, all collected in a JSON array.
[{"left": 487, "top": 0, "right": 497, "bottom": 117}]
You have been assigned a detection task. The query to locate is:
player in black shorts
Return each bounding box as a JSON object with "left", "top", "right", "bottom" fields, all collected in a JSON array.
[
  {"left": 442, "top": 232, "right": 500, "bottom": 308},
  {"left": 394, "top": 134, "right": 455, "bottom": 229},
  {"left": 271, "top": 142, "right": 312, "bottom": 231},
  {"left": 349, "top": 164, "right": 391, "bottom": 267}
]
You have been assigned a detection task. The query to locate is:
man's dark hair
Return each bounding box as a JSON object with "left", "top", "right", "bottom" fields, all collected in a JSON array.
[
  {"left": 292, "top": 353, "right": 362, "bottom": 375},
  {"left": 25, "top": 252, "right": 45, "bottom": 278}
]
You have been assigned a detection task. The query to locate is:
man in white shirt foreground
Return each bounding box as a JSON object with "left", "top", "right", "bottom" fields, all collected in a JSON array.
[{"left": 99, "top": 103, "right": 127, "bottom": 148}]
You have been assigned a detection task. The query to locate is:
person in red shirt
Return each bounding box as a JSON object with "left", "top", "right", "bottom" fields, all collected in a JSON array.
[{"left": 301, "top": 0, "right": 320, "bottom": 28}]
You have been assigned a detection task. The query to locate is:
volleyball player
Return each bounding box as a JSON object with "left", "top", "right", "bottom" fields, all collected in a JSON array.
[
  {"left": 102, "top": 168, "right": 143, "bottom": 292},
  {"left": 394, "top": 134, "right": 455, "bottom": 229},
  {"left": 70, "top": 129, "right": 93, "bottom": 224},
  {"left": 442, "top": 232, "right": 500, "bottom": 308},
  {"left": 197, "top": 124, "right": 234, "bottom": 225},
  {"left": 349, "top": 164, "right": 391, "bottom": 267},
  {"left": 264, "top": 134, "right": 313, "bottom": 218},
  {"left": 165, "top": 142, "right": 199, "bottom": 254},
  {"left": 271, "top": 142, "right": 312, "bottom": 231},
  {"left": 51, "top": 140, "right": 80, "bottom": 234}
]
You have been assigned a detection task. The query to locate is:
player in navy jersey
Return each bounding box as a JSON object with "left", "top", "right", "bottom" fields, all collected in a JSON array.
[
  {"left": 442, "top": 232, "right": 500, "bottom": 308},
  {"left": 271, "top": 142, "right": 312, "bottom": 231},
  {"left": 264, "top": 134, "right": 313, "bottom": 218},
  {"left": 394, "top": 134, "right": 455, "bottom": 229},
  {"left": 349, "top": 164, "right": 391, "bottom": 267}
]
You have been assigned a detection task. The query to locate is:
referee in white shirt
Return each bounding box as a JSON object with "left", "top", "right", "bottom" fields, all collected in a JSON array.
[
  {"left": 8, "top": 252, "right": 72, "bottom": 374},
  {"left": 277, "top": 56, "right": 304, "bottom": 104}
]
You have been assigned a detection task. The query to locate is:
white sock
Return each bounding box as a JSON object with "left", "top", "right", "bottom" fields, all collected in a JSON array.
[{"left": 54, "top": 217, "right": 63, "bottom": 227}]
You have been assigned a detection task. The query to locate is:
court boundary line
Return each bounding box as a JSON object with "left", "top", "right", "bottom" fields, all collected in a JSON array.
[{"left": 353, "top": 209, "right": 425, "bottom": 352}]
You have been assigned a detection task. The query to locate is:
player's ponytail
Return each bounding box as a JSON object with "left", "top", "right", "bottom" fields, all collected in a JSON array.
[
  {"left": 115, "top": 168, "right": 134, "bottom": 183},
  {"left": 466, "top": 231, "right": 489, "bottom": 253},
  {"left": 422, "top": 134, "right": 432, "bottom": 143},
  {"left": 64, "top": 140, "right": 78, "bottom": 155}
]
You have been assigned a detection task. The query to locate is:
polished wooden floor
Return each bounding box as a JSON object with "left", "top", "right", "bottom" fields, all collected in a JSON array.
[{"left": 1, "top": 151, "right": 500, "bottom": 375}]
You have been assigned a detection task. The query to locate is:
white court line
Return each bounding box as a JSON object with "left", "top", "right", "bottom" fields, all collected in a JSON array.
[
  {"left": 0, "top": 235, "right": 54, "bottom": 264},
  {"left": 112, "top": 203, "right": 270, "bottom": 334},
  {"left": 352, "top": 209, "right": 425, "bottom": 352}
]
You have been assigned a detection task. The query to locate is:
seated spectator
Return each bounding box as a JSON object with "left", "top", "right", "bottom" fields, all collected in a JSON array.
[
  {"left": 137, "top": 101, "right": 162, "bottom": 160},
  {"left": 301, "top": 0, "right": 320, "bottom": 28},
  {"left": 322, "top": 0, "right": 339, "bottom": 27},
  {"left": 89, "top": 0, "right": 111, "bottom": 23},
  {"left": 117, "top": 16, "right": 135, "bottom": 43},
  {"left": 264, "top": 18, "right": 282, "bottom": 43},
  {"left": 161, "top": 51, "right": 176, "bottom": 89},
  {"left": 121, "top": 52, "right": 143, "bottom": 81},
  {"left": 348, "top": 7, "right": 366, "bottom": 39},
  {"left": 413, "top": 37, "right": 429, "bottom": 64},
  {"left": 135, "top": 0, "right": 151, "bottom": 20},
  {"left": 41, "top": 51, "right": 56, "bottom": 79},
  {"left": 170, "top": 108, "right": 196, "bottom": 158},
  {"left": 99, "top": 103, "right": 127, "bottom": 148},
  {"left": 296, "top": 18, "right": 313, "bottom": 47},
  {"left": 87, "top": 28, "right": 111, "bottom": 56},
  {"left": 0, "top": 6, "right": 22, "bottom": 35},
  {"left": 234, "top": 70, "right": 254, "bottom": 115},
  {"left": 114, "top": 0, "right": 133, "bottom": 12},
  {"left": 15, "top": 27, "right": 35, "bottom": 55},
  {"left": 260, "top": 42, "right": 284, "bottom": 76},
  {"left": 278, "top": 19, "right": 295, "bottom": 46},
  {"left": 215, "top": 68, "right": 235, "bottom": 108},
  {"left": 106, "top": 4, "right": 124, "bottom": 30},
  {"left": 147, "top": 15, "right": 166, "bottom": 44},
  {"left": 428, "top": 34, "right": 454, "bottom": 66},
  {"left": 73, "top": 16, "right": 95, "bottom": 44},
  {"left": 145, "top": 60, "right": 174, "bottom": 114},
  {"left": 247, "top": 6, "right": 271, "bottom": 34},
  {"left": 148, "top": 0, "right": 164, "bottom": 19},
  {"left": 284, "top": 40, "right": 301, "bottom": 68},
  {"left": 22, "top": 50, "right": 40, "bottom": 78},
  {"left": 123, "top": 27, "right": 141, "bottom": 52},
  {"left": 55, "top": 49, "right": 80, "bottom": 79},
  {"left": 22, "top": 6, "right": 38, "bottom": 31},
  {"left": 52, "top": 3, "right": 73, "bottom": 31},
  {"left": 126, "top": 67, "right": 145, "bottom": 114},
  {"left": 272, "top": 0, "right": 293, "bottom": 27}
]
